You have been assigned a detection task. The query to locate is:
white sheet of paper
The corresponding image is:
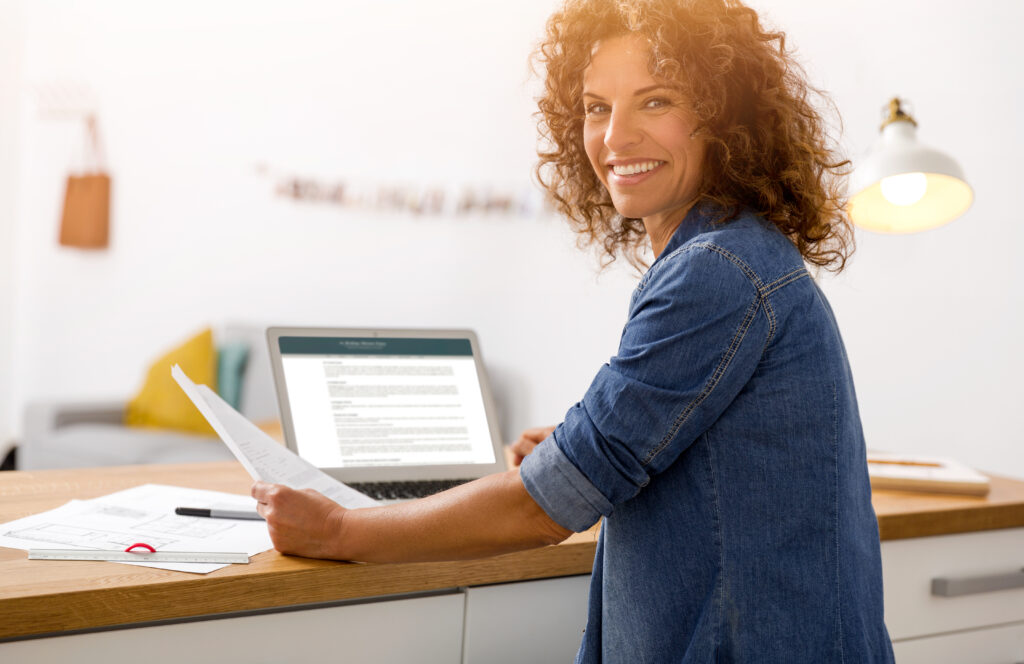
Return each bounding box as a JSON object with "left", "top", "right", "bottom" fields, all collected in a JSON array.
[
  {"left": 0, "top": 484, "right": 274, "bottom": 574},
  {"left": 171, "top": 365, "right": 379, "bottom": 509}
]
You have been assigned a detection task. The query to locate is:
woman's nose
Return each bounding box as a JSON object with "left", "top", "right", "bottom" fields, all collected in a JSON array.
[{"left": 604, "top": 107, "right": 642, "bottom": 152}]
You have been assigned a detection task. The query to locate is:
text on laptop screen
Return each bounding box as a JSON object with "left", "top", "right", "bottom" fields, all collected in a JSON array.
[{"left": 278, "top": 337, "right": 497, "bottom": 468}]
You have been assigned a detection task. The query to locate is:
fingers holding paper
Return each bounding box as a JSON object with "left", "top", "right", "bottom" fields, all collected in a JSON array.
[{"left": 252, "top": 482, "right": 348, "bottom": 560}]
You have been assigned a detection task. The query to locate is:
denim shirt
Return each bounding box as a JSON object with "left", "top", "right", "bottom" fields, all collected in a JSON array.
[{"left": 521, "top": 205, "right": 894, "bottom": 663}]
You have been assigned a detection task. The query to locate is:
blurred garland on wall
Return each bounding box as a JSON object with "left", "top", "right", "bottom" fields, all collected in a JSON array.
[{"left": 261, "top": 166, "right": 551, "bottom": 218}]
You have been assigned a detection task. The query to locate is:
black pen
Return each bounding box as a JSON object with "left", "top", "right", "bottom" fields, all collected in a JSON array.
[{"left": 175, "top": 507, "right": 264, "bottom": 521}]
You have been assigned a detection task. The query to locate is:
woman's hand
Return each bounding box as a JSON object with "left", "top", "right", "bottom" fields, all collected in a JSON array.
[
  {"left": 252, "top": 481, "right": 348, "bottom": 559},
  {"left": 509, "top": 425, "right": 557, "bottom": 466}
]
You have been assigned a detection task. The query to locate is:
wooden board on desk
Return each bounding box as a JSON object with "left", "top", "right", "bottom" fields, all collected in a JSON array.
[{"left": 868, "top": 453, "right": 990, "bottom": 497}]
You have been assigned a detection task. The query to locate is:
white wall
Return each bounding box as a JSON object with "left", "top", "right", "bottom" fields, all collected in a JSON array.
[
  {"left": 765, "top": 0, "right": 1024, "bottom": 477},
  {"left": 0, "top": 0, "right": 25, "bottom": 458},
  {"left": 8, "top": 0, "right": 639, "bottom": 448},
  {"left": 2, "top": 0, "right": 1022, "bottom": 477}
]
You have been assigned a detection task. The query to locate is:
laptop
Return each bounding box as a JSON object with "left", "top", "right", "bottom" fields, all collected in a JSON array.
[{"left": 266, "top": 327, "right": 508, "bottom": 502}]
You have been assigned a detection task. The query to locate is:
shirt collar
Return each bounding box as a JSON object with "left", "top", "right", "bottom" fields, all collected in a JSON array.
[{"left": 652, "top": 202, "right": 723, "bottom": 266}]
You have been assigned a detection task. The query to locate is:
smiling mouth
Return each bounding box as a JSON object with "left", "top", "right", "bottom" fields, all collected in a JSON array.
[{"left": 610, "top": 160, "right": 664, "bottom": 176}]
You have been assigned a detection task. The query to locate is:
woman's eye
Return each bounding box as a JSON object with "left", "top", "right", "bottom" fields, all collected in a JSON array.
[
  {"left": 584, "top": 102, "right": 609, "bottom": 116},
  {"left": 645, "top": 97, "right": 671, "bottom": 109}
]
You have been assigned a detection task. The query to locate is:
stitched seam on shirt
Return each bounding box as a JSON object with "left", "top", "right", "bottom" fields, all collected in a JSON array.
[
  {"left": 691, "top": 242, "right": 766, "bottom": 291},
  {"left": 760, "top": 269, "right": 807, "bottom": 349},
  {"left": 762, "top": 267, "right": 809, "bottom": 296},
  {"left": 684, "top": 244, "right": 805, "bottom": 347},
  {"left": 642, "top": 294, "right": 760, "bottom": 466},
  {"left": 704, "top": 432, "right": 726, "bottom": 657},
  {"left": 762, "top": 295, "right": 777, "bottom": 343},
  {"left": 645, "top": 241, "right": 761, "bottom": 295},
  {"left": 832, "top": 380, "right": 845, "bottom": 663},
  {"left": 641, "top": 241, "right": 805, "bottom": 300},
  {"left": 696, "top": 244, "right": 785, "bottom": 348},
  {"left": 760, "top": 299, "right": 776, "bottom": 356},
  {"left": 639, "top": 241, "right": 777, "bottom": 466}
]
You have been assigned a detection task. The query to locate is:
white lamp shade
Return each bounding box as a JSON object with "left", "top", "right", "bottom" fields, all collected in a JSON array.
[{"left": 849, "top": 121, "right": 973, "bottom": 234}]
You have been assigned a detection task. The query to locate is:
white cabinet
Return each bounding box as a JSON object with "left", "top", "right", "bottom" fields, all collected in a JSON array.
[
  {"left": 0, "top": 592, "right": 466, "bottom": 664},
  {"left": 462, "top": 575, "right": 591, "bottom": 664},
  {"left": 459, "top": 529, "right": 1024, "bottom": 664},
  {"left": 891, "top": 621, "right": 1024, "bottom": 663},
  {"left": 7, "top": 527, "right": 1022, "bottom": 664},
  {"left": 882, "top": 527, "right": 1024, "bottom": 663}
]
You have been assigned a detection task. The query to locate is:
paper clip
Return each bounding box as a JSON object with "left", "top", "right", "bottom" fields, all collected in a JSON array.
[{"left": 124, "top": 543, "right": 156, "bottom": 553}]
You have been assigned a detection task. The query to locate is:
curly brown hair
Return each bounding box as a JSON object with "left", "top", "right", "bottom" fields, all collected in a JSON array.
[{"left": 534, "top": 0, "right": 853, "bottom": 271}]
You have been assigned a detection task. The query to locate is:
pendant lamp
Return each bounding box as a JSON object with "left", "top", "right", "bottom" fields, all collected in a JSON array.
[{"left": 848, "top": 98, "right": 973, "bottom": 234}]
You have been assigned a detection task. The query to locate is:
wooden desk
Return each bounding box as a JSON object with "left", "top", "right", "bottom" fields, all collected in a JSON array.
[
  {"left": 2, "top": 463, "right": 1024, "bottom": 662},
  {"left": 0, "top": 462, "right": 597, "bottom": 643},
  {"left": 873, "top": 473, "right": 1024, "bottom": 539}
]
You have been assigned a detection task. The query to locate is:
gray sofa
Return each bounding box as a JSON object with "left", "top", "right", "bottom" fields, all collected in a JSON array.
[{"left": 19, "top": 325, "right": 280, "bottom": 470}]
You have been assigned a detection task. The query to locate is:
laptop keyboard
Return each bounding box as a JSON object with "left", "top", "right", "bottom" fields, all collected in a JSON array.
[{"left": 350, "top": 479, "right": 475, "bottom": 501}]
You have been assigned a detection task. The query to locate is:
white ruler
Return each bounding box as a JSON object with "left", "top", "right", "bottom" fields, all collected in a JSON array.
[{"left": 28, "top": 549, "right": 250, "bottom": 564}]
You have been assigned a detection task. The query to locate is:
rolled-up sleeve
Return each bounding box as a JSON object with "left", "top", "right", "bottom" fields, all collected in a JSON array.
[
  {"left": 520, "top": 435, "right": 613, "bottom": 532},
  {"left": 520, "top": 243, "right": 772, "bottom": 531}
]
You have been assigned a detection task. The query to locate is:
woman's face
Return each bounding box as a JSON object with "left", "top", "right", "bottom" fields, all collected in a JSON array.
[{"left": 582, "top": 35, "right": 705, "bottom": 231}]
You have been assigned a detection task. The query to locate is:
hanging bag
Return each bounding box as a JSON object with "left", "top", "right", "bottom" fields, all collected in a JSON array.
[{"left": 59, "top": 114, "right": 110, "bottom": 249}]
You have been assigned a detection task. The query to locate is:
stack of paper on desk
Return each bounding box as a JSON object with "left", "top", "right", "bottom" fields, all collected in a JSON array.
[{"left": 0, "top": 484, "right": 273, "bottom": 574}]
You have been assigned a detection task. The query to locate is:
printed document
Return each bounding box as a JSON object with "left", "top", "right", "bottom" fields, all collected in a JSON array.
[
  {"left": 171, "top": 365, "right": 378, "bottom": 509},
  {"left": 0, "top": 484, "right": 273, "bottom": 574}
]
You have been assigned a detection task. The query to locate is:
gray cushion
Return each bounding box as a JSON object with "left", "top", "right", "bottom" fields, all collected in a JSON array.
[{"left": 22, "top": 424, "right": 234, "bottom": 470}]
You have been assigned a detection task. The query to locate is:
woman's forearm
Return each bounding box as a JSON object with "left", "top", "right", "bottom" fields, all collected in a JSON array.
[{"left": 332, "top": 469, "right": 572, "bottom": 563}]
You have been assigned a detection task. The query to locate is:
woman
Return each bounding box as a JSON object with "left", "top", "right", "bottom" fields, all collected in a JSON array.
[{"left": 253, "top": 0, "right": 895, "bottom": 661}]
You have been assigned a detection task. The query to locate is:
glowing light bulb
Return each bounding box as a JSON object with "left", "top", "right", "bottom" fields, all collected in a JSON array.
[{"left": 880, "top": 172, "right": 928, "bottom": 206}]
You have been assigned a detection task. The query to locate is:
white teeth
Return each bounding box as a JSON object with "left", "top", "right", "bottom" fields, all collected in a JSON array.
[{"left": 612, "top": 161, "right": 662, "bottom": 176}]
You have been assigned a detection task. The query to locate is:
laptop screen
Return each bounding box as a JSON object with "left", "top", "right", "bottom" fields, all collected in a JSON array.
[{"left": 275, "top": 335, "right": 498, "bottom": 470}]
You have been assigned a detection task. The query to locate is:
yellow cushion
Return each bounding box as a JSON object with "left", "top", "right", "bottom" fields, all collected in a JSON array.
[{"left": 124, "top": 328, "right": 218, "bottom": 436}]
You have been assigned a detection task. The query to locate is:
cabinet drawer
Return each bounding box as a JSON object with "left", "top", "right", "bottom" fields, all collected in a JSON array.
[
  {"left": 882, "top": 527, "right": 1024, "bottom": 640},
  {"left": 0, "top": 593, "right": 465, "bottom": 664},
  {"left": 892, "top": 620, "right": 1024, "bottom": 664},
  {"left": 463, "top": 575, "right": 590, "bottom": 663}
]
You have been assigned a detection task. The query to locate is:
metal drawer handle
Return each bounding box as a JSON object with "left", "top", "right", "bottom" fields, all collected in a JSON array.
[{"left": 931, "top": 568, "right": 1024, "bottom": 597}]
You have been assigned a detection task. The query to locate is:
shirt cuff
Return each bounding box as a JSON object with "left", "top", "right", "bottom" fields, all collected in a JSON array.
[{"left": 520, "top": 436, "right": 613, "bottom": 532}]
